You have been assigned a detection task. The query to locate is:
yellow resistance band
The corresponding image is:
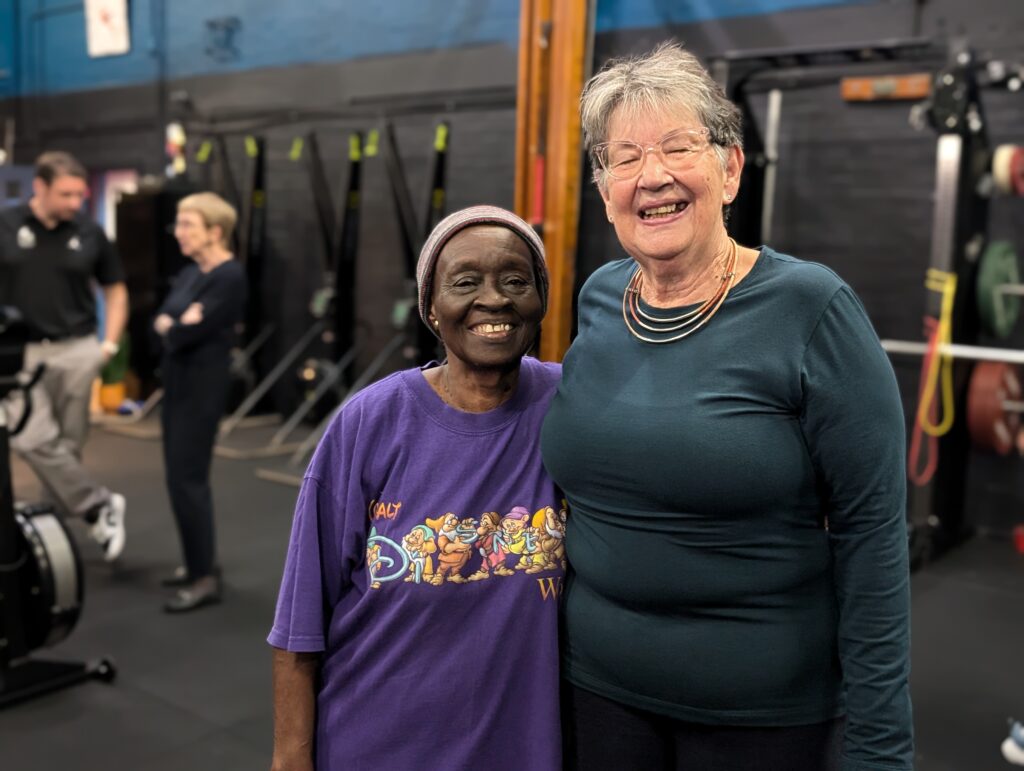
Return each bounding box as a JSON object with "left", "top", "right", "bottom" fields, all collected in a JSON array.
[{"left": 916, "top": 269, "right": 957, "bottom": 437}]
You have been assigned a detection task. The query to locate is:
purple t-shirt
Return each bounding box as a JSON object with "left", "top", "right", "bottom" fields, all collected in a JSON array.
[{"left": 269, "top": 356, "right": 565, "bottom": 771}]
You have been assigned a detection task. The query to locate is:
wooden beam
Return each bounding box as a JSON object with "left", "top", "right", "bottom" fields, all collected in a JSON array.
[
  {"left": 515, "top": 0, "right": 590, "bottom": 362},
  {"left": 540, "top": 0, "right": 588, "bottom": 361},
  {"left": 514, "top": 0, "right": 549, "bottom": 223}
]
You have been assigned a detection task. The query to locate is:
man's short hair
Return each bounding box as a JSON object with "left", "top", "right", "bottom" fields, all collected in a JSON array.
[{"left": 35, "top": 152, "right": 88, "bottom": 185}]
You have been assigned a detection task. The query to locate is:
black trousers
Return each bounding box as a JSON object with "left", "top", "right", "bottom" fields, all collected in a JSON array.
[
  {"left": 562, "top": 682, "right": 843, "bottom": 771},
  {"left": 160, "top": 352, "right": 229, "bottom": 581}
]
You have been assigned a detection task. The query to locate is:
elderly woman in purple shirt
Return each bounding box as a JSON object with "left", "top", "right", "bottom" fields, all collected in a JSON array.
[{"left": 268, "top": 206, "right": 564, "bottom": 771}]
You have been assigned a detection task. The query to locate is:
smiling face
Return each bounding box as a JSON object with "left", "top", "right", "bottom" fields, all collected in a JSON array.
[
  {"left": 404, "top": 528, "right": 425, "bottom": 552},
  {"left": 598, "top": 105, "right": 743, "bottom": 267},
  {"left": 501, "top": 515, "right": 526, "bottom": 536},
  {"left": 429, "top": 225, "right": 543, "bottom": 373}
]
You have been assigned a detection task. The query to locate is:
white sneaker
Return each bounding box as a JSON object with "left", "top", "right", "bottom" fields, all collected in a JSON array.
[
  {"left": 90, "top": 493, "right": 126, "bottom": 562},
  {"left": 1003, "top": 722, "right": 1024, "bottom": 766}
]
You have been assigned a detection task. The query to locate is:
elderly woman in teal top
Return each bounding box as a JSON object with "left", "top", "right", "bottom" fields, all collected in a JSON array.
[{"left": 540, "top": 43, "right": 912, "bottom": 771}]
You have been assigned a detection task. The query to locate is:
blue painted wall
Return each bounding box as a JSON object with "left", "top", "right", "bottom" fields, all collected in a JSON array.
[
  {"left": 7, "top": 0, "right": 522, "bottom": 95},
  {"left": 594, "top": 0, "right": 870, "bottom": 31},
  {"left": 3, "top": 0, "right": 870, "bottom": 97},
  {"left": 0, "top": 1, "right": 18, "bottom": 99}
]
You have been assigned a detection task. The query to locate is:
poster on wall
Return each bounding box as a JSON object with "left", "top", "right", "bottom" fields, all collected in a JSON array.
[{"left": 85, "top": 0, "right": 131, "bottom": 58}]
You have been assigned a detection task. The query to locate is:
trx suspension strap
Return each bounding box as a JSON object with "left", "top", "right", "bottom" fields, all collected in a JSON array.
[
  {"left": 240, "top": 135, "right": 268, "bottom": 347},
  {"left": 333, "top": 130, "right": 369, "bottom": 370}
]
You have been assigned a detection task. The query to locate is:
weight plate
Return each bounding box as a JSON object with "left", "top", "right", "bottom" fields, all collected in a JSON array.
[
  {"left": 967, "top": 361, "right": 1022, "bottom": 455},
  {"left": 993, "top": 144, "right": 1024, "bottom": 197},
  {"left": 976, "top": 240, "right": 1020, "bottom": 338}
]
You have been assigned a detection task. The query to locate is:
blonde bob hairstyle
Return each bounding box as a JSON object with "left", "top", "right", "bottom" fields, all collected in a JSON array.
[{"left": 177, "top": 192, "right": 237, "bottom": 248}]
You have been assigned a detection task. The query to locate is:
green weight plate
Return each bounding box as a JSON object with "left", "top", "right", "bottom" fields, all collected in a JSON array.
[{"left": 977, "top": 240, "right": 1020, "bottom": 339}]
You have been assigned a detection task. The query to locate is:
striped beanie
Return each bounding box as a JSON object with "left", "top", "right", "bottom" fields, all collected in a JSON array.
[{"left": 416, "top": 205, "right": 548, "bottom": 337}]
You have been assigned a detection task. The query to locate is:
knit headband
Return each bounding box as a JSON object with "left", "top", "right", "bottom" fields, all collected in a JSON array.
[{"left": 416, "top": 205, "right": 548, "bottom": 336}]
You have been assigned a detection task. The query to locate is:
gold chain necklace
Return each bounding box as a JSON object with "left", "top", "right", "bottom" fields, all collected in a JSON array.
[{"left": 622, "top": 238, "right": 738, "bottom": 344}]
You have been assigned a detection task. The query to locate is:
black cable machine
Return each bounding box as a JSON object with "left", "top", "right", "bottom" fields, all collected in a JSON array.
[
  {"left": 292, "top": 129, "right": 363, "bottom": 422},
  {"left": 254, "top": 120, "right": 451, "bottom": 488},
  {"left": 709, "top": 36, "right": 936, "bottom": 247},
  {"left": 229, "top": 134, "right": 277, "bottom": 403},
  {"left": 0, "top": 308, "right": 116, "bottom": 708},
  {"left": 900, "top": 40, "right": 987, "bottom": 563},
  {"left": 215, "top": 129, "right": 367, "bottom": 459},
  {"left": 887, "top": 40, "right": 1024, "bottom": 564},
  {"left": 711, "top": 37, "right": 1024, "bottom": 566},
  {"left": 382, "top": 120, "right": 450, "bottom": 366}
]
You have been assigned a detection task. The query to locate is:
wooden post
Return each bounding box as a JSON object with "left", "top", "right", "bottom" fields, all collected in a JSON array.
[{"left": 515, "top": 0, "right": 590, "bottom": 362}]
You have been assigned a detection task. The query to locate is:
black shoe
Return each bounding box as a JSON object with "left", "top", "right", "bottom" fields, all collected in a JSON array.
[
  {"left": 163, "top": 577, "right": 221, "bottom": 614},
  {"left": 161, "top": 564, "right": 221, "bottom": 588}
]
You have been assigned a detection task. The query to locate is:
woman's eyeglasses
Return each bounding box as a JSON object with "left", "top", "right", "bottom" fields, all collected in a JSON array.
[{"left": 593, "top": 127, "right": 711, "bottom": 181}]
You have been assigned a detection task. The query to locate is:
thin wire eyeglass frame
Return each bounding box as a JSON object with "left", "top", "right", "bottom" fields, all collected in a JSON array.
[{"left": 593, "top": 127, "right": 712, "bottom": 181}]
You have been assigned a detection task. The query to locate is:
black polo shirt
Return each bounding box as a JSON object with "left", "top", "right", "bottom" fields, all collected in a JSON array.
[{"left": 0, "top": 203, "right": 125, "bottom": 340}]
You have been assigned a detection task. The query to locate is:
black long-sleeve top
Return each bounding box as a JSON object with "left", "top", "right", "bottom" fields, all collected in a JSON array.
[{"left": 156, "top": 260, "right": 247, "bottom": 362}]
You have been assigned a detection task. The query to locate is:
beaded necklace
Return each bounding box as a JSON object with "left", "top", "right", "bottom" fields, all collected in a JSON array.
[{"left": 622, "top": 237, "right": 738, "bottom": 344}]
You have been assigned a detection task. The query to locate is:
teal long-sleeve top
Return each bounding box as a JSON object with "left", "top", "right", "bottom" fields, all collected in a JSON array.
[{"left": 540, "top": 247, "right": 913, "bottom": 770}]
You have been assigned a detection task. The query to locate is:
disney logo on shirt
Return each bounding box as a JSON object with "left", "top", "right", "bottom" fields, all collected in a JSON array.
[{"left": 365, "top": 501, "right": 567, "bottom": 592}]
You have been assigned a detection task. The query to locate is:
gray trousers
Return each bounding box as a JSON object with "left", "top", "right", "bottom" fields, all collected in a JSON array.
[{"left": 6, "top": 335, "right": 110, "bottom": 519}]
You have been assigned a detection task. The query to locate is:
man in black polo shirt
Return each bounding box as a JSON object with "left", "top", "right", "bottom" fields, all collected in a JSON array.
[{"left": 0, "top": 151, "right": 128, "bottom": 561}]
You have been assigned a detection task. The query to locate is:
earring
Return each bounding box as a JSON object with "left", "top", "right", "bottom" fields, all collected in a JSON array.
[
  {"left": 607, "top": 215, "right": 614, "bottom": 223},
  {"left": 432, "top": 319, "right": 439, "bottom": 329},
  {"left": 725, "top": 193, "right": 733, "bottom": 202}
]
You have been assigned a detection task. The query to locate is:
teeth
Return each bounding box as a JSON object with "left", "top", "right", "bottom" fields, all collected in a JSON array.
[
  {"left": 642, "top": 204, "right": 680, "bottom": 218},
  {"left": 475, "top": 323, "right": 512, "bottom": 334}
]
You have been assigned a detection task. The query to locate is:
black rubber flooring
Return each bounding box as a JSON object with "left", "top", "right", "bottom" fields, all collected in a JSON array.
[
  {"left": 1, "top": 426, "right": 1021, "bottom": 770},
  {"left": 2, "top": 424, "right": 298, "bottom": 770}
]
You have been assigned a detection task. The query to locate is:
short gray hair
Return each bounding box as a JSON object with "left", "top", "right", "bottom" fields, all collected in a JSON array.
[{"left": 580, "top": 41, "right": 743, "bottom": 189}]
